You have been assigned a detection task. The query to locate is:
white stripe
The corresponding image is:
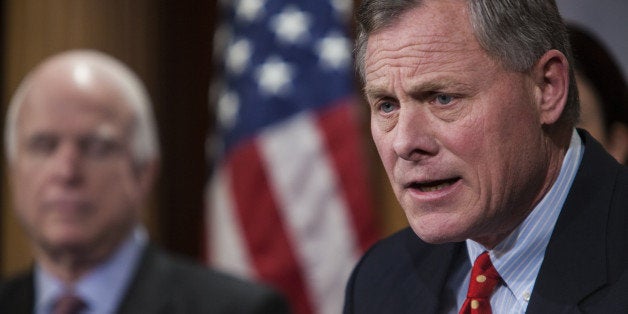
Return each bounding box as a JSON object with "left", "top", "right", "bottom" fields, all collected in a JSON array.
[
  {"left": 259, "top": 112, "right": 360, "bottom": 314},
  {"left": 207, "top": 166, "right": 254, "bottom": 279}
]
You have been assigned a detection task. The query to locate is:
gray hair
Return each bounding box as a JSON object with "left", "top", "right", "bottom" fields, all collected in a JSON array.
[
  {"left": 355, "top": 0, "right": 579, "bottom": 126},
  {"left": 4, "top": 50, "right": 160, "bottom": 165}
]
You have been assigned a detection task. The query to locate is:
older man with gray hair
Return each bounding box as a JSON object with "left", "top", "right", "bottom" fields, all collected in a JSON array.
[
  {"left": 344, "top": 0, "right": 628, "bottom": 313},
  {"left": 0, "top": 50, "right": 289, "bottom": 314}
]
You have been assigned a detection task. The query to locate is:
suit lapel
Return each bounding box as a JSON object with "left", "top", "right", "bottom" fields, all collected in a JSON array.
[
  {"left": 527, "top": 131, "right": 618, "bottom": 312},
  {"left": 402, "top": 232, "right": 466, "bottom": 314},
  {"left": 117, "top": 245, "right": 173, "bottom": 314}
]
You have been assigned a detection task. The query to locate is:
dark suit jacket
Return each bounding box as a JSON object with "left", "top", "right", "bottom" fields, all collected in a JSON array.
[
  {"left": 344, "top": 130, "right": 628, "bottom": 313},
  {"left": 0, "top": 245, "right": 291, "bottom": 314}
]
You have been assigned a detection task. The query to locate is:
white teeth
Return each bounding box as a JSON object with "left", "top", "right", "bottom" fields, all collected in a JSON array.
[{"left": 419, "top": 181, "right": 452, "bottom": 192}]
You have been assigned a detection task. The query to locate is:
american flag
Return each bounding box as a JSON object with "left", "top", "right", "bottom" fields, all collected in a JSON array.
[{"left": 205, "top": 0, "right": 379, "bottom": 313}]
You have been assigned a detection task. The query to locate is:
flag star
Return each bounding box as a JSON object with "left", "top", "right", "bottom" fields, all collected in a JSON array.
[
  {"left": 270, "top": 6, "right": 312, "bottom": 44},
  {"left": 256, "top": 57, "right": 294, "bottom": 95},
  {"left": 236, "top": 0, "right": 265, "bottom": 22},
  {"left": 226, "top": 39, "right": 253, "bottom": 75},
  {"left": 330, "top": 0, "right": 352, "bottom": 17},
  {"left": 217, "top": 90, "right": 240, "bottom": 130},
  {"left": 316, "top": 33, "right": 351, "bottom": 69}
]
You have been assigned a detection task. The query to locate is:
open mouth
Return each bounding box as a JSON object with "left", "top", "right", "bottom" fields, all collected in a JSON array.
[{"left": 408, "top": 177, "right": 461, "bottom": 192}]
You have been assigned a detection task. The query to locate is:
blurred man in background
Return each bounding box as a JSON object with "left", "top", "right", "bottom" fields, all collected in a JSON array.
[
  {"left": 0, "top": 50, "right": 289, "bottom": 314},
  {"left": 570, "top": 24, "right": 628, "bottom": 164}
]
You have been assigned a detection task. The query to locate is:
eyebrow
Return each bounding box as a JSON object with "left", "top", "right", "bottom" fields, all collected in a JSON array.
[
  {"left": 364, "top": 78, "right": 473, "bottom": 99},
  {"left": 363, "top": 85, "right": 389, "bottom": 100}
]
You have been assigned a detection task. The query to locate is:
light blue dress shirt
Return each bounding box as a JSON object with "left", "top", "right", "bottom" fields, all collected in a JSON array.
[
  {"left": 444, "top": 129, "right": 584, "bottom": 314},
  {"left": 35, "top": 226, "right": 147, "bottom": 314}
]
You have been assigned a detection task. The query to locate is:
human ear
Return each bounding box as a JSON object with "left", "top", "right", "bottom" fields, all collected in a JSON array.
[
  {"left": 134, "top": 159, "right": 160, "bottom": 200},
  {"left": 532, "top": 50, "right": 570, "bottom": 126}
]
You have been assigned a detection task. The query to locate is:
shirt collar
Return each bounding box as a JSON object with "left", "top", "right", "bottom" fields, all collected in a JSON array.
[
  {"left": 35, "top": 226, "right": 148, "bottom": 314},
  {"left": 35, "top": 268, "right": 65, "bottom": 314},
  {"left": 466, "top": 128, "right": 583, "bottom": 303}
]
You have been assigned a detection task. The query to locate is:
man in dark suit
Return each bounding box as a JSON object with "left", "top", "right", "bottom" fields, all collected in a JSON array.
[
  {"left": 0, "top": 50, "right": 289, "bottom": 314},
  {"left": 345, "top": 0, "right": 628, "bottom": 313}
]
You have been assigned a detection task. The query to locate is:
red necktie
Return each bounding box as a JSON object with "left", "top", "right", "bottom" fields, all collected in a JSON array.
[
  {"left": 459, "top": 251, "right": 501, "bottom": 314},
  {"left": 52, "top": 293, "right": 86, "bottom": 314}
]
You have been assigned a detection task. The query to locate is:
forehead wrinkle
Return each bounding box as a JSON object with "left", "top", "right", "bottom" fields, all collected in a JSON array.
[
  {"left": 365, "top": 38, "right": 479, "bottom": 92},
  {"left": 366, "top": 19, "right": 476, "bottom": 68},
  {"left": 364, "top": 1, "right": 485, "bottom": 98}
]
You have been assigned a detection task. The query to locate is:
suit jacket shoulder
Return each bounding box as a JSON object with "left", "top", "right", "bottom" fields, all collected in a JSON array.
[
  {"left": 344, "top": 228, "right": 465, "bottom": 314},
  {"left": 527, "top": 130, "right": 628, "bottom": 313},
  {"left": 0, "top": 271, "right": 35, "bottom": 314},
  {"left": 118, "top": 245, "right": 290, "bottom": 314}
]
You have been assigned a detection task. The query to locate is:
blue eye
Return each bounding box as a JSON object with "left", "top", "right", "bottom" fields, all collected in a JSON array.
[
  {"left": 380, "top": 101, "right": 396, "bottom": 113},
  {"left": 436, "top": 94, "right": 454, "bottom": 105}
]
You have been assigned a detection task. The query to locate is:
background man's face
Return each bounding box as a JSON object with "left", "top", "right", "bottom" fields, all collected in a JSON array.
[{"left": 10, "top": 68, "right": 144, "bottom": 258}]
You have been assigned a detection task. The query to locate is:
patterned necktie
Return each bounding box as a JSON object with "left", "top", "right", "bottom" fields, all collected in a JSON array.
[
  {"left": 52, "top": 293, "right": 86, "bottom": 314},
  {"left": 459, "top": 251, "right": 501, "bottom": 314}
]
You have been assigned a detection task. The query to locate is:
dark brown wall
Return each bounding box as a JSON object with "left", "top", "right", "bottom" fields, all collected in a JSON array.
[{"left": 153, "top": 0, "right": 216, "bottom": 259}]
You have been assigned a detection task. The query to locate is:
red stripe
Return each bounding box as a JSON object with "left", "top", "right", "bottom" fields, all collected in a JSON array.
[
  {"left": 226, "top": 139, "right": 314, "bottom": 314},
  {"left": 315, "top": 99, "right": 380, "bottom": 252}
]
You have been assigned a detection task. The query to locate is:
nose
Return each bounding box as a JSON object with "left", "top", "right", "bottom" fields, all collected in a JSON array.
[
  {"left": 50, "top": 142, "right": 83, "bottom": 185},
  {"left": 392, "top": 106, "right": 439, "bottom": 161}
]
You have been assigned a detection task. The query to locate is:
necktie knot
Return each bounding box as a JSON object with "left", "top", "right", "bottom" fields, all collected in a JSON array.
[
  {"left": 53, "top": 293, "right": 86, "bottom": 314},
  {"left": 459, "top": 251, "right": 502, "bottom": 314}
]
